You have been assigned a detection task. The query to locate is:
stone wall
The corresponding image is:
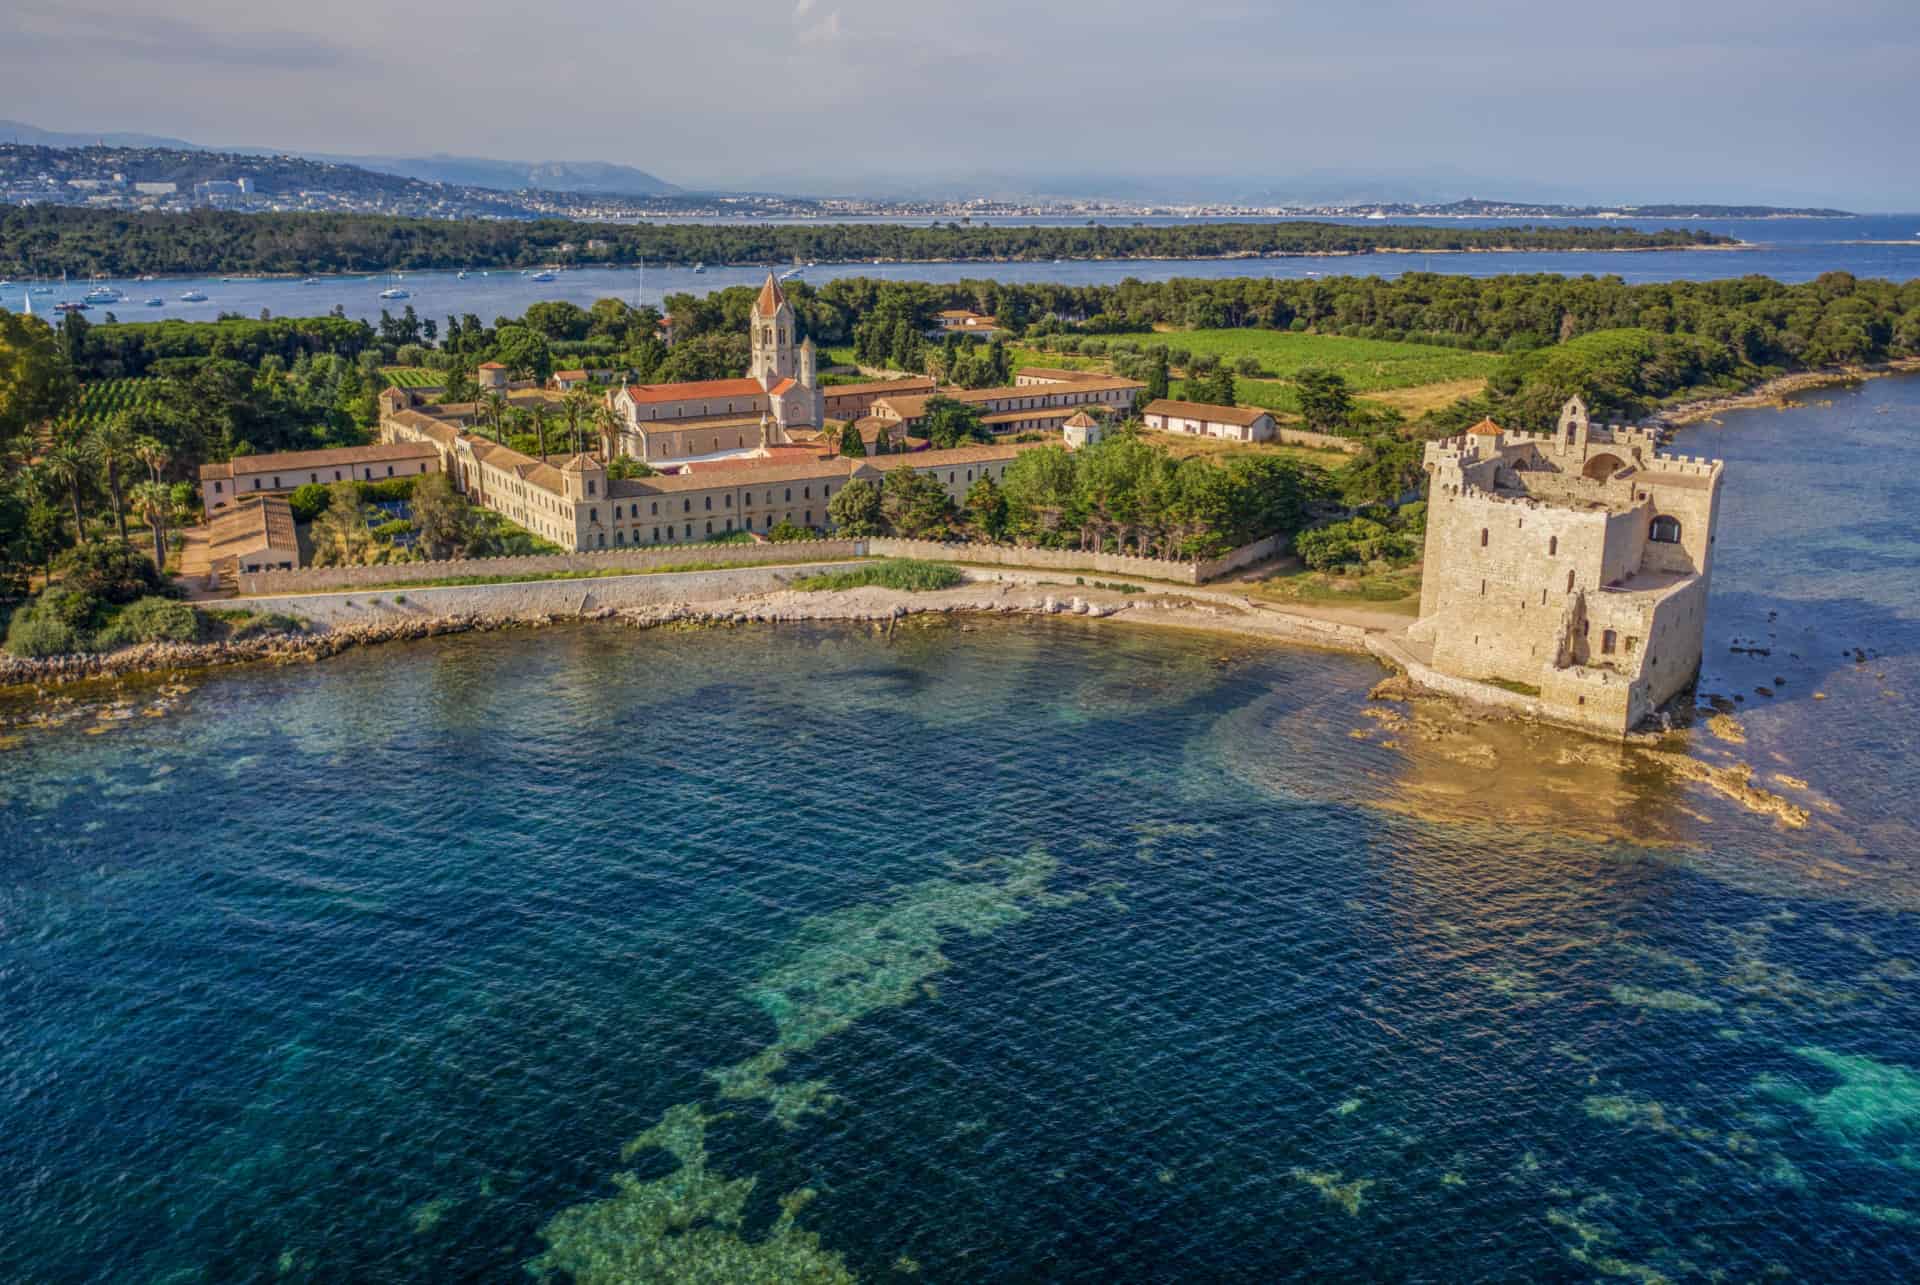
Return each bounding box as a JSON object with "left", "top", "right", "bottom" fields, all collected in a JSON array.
[
  {"left": 866, "top": 536, "right": 1281, "bottom": 585},
  {"left": 1274, "top": 427, "right": 1364, "bottom": 454},
  {"left": 234, "top": 562, "right": 873, "bottom": 627},
  {"left": 235, "top": 540, "right": 866, "bottom": 596}
]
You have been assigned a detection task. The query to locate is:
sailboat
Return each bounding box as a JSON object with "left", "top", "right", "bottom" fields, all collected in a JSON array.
[{"left": 378, "top": 273, "right": 410, "bottom": 300}]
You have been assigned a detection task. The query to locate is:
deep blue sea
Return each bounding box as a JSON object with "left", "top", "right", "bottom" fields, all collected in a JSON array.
[
  {"left": 3, "top": 379, "right": 1919, "bottom": 1282},
  {"left": 4, "top": 214, "right": 1916, "bottom": 327}
]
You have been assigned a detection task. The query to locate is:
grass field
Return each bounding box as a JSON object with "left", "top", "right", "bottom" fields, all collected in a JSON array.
[
  {"left": 1248, "top": 564, "right": 1423, "bottom": 613},
  {"left": 380, "top": 367, "right": 442, "bottom": 389},
  {"left": 1114, "top": 330, "right": 1499, "bottom": 392}
]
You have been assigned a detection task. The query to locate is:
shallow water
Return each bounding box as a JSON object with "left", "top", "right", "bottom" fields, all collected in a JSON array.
[{"left": 2, "top": 381, "right": 1918, "bottom": 1281}]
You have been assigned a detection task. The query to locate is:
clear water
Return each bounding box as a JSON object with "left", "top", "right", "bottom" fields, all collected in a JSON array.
[
  {"left": 6, "top": 214, "right": 1916, "bottom": 326},
  {"left": 3, "top": 379, "right": 1919, "bottom": 1282}
]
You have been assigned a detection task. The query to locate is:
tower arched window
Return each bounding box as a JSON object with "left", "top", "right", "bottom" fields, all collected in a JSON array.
[
  {"left": 1548, "top": 536, "right": 1558, "bottom": 556},
  {"left": 1650, "top": 515, "right": 1682, "bottom": 544}
]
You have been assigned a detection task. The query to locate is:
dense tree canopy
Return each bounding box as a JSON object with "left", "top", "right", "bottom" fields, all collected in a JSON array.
[{"left": 0, "top": 207, "right": 1730, "bottom": 277}]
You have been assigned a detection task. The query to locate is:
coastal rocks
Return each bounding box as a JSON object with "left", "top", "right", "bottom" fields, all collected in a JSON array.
[
  {"left": 1368, "top": 674, "right": 1420, "bottom": 703},
  {"left": 1644, "top": 752, "right": 1811, "bottom": 828}
]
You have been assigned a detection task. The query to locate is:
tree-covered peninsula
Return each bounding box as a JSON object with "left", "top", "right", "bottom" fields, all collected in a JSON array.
[{"left": 0, "top": 207, "right": 1733, "bottom": 278}]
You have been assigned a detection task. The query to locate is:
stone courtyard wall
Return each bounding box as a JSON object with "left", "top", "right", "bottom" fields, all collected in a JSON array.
[{"left": 235, "top": 540, "right": 866, "bottom": 596}]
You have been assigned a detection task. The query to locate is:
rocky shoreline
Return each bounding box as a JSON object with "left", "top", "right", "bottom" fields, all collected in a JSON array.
[
  {"left": 0, "top": 581, "right": 1288, "bottom": 696},
  {"left": 1655, "top": 358, "right": 1920, "bottom": 427}
]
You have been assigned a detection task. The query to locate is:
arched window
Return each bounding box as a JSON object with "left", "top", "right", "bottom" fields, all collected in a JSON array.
[
  {"left": 1566, "top": 570, "right": 1575, "bottom": 593},
  {"left": 1548, "top": 536, "right": 1558, "bottom": 556},
  {"left": 1650, "top": 515, "right": 1682, "bottom": 544},
  {"left": 1480, "top": 528, "right": 1489, "bottom": 547}
]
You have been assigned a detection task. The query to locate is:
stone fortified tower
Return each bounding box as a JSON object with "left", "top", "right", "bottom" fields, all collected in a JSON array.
[{"left": 1409, "top": 397, "right": 1724, "bottom": 736}]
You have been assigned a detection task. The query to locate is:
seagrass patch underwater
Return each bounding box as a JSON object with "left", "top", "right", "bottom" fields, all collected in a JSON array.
[{"left": 3, "top": 379, "right": 1920, "bottom": 1281}]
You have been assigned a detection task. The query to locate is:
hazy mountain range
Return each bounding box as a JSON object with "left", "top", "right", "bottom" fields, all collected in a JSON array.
[
  {"left": 0, "top": 119, "right": 1857, "bottom": 212},
  {"left": 0, "top": 120, "right": 680, "bottom": 198}
]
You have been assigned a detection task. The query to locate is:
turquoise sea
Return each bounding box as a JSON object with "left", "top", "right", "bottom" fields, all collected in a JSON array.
[{"left": 3, "top": 378, "right": 1919, "bottom": 1281}]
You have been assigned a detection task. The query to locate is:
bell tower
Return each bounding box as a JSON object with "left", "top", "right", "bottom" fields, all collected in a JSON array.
[{"left": 750, "top": 273, "right": 796, "bottom": 386}]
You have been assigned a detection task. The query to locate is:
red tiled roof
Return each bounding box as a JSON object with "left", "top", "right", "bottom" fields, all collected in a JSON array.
[
  {"left": 554, "top": 369, "right": 588, "bottom": 380},
  {"left": 769, "top": 377, "right": 797, "bottom": 396},
  {"left": 753, "top": 273, "right": 787, "bottom": 317},
  {"left": 477, "top": 361, "right": 505, "bottom": 370},
  {"left": 619, "top": 378, "right": 767, "bottom": 405},
  {"left": 683, "top": 446, "right": 829, "bottom": 474},
  {"left": 1142, "top": 399, "right": 1273, "bottom": 428},
  {"left": 1468, "top": 417, "right": 1505, "bottom": 436}
]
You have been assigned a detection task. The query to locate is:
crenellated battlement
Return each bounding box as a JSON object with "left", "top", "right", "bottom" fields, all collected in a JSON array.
[{"left": 1412, "top": 395, "right": 1724, "bottom": 737}]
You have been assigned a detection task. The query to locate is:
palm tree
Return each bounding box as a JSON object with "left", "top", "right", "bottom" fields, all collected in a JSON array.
[
  {"left": 559, "top": 388, "right": 596, "bottom": 457},
  {"left": 133, "top": 434, "right": 171, "bottom": 485},
  {"left": 87, "top": 414, "right": 136, "bottom": 542},
  {"left": 41, "top": 439, "right": 90, "bottom": 545},
  {"left": 592, "top": 398, "right": 625, "bottom": 462},
  {"left": 129, "top": 480, "right": 173, "bottom": 571},
  {"left": 527, "top": 405, "right": 552, "bottom": 460},
  {"left": 480, "top": 391, "right": 508, "bottom": 445}
]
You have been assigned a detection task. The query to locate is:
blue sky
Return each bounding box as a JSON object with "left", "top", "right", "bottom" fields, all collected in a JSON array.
[{"left": 7, "top": 0, "right": 1917, "bottom": 207}]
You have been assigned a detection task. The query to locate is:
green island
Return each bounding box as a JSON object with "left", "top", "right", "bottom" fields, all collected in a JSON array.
[
  {"left": 3, "top": 266, "right": 1916, "bottom": 685},
  {"left": 0, "top": 207, "right": 1731, "bottom": 277}
]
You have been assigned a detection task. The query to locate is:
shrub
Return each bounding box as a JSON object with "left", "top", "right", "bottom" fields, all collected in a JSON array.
[
  {"left": 56, "top": 540, "right": 166, "bottom": 605},
  {"left": 374, "top": 518, "right": 415, "bottom": 541},
  {"left": 97, "top": 596, "right": 202, "bottom": 646},
  {"left": 289, "top": 482, "right": 332, "bottom": 522},
  {"left": 5, "top": 608, "right": 81, "bottom": 657},
  {"left": 36, "top": 585, "right": 105, "bottom": 633},
  {"left": 224, "top": 611, "right": 301, "bottom": 640},
  {"left": 792, "top": 559, "right": 963, "bottom": 592},
  {"left": 359, "top": 477, "right": 418, "bottom": 505},
  {"left": 767, "top": 521, "right": 811, "bottom": 542},
  {"left": 1293, "top": 518, "right": 1419, "bottom": 572}
]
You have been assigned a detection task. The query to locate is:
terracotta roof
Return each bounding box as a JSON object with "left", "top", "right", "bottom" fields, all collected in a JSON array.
[
  {"left": 559, "top": 453, "right": 599, "bottom": 472},
  {"left": 858, "top": 442, "right": 1040, "bottom": 471},
  {"left": 477, "top": 361, "right": 505, "bottom": 370},
  {"left": 387, "top": 410, "right": 463, "bottom": 446},
  {"left": 610, "top": 457, "right": 859, "bottom": 496},
  {"left": 683, "top": 446, "right": 831, "bottom": 474},
  {"left": 753, "top": 273, "right": 788, "bottom": 318},
  {"left": 208, "top": 495, "right": 298, "bottom": 564},
  {"left": 553, "top": 369, "right": 588, "bottom": 380},
  {"left": 1142, "top": 399, "right": 1273, "bottom": 428},
  {"left": 1468, "top": 417, "right": 1505, "bottom": 436},
  {"left": 821, "top": 376, "right": 938, "bottom": 400},
  {"left": 619, "top": 378, "right": 767, "bottom": 406},
  {"left": 981, "top": 406, "right": 1081, "bottom": 426},
  {"left": 199, "top": 442, "right": 438, "bottom": 480},
  {"left": 769, "top": 377, "right": 798, "bottom": 396},
  {"left": 1064, "top": 411, "right": 1099, "bottom": 427}
]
